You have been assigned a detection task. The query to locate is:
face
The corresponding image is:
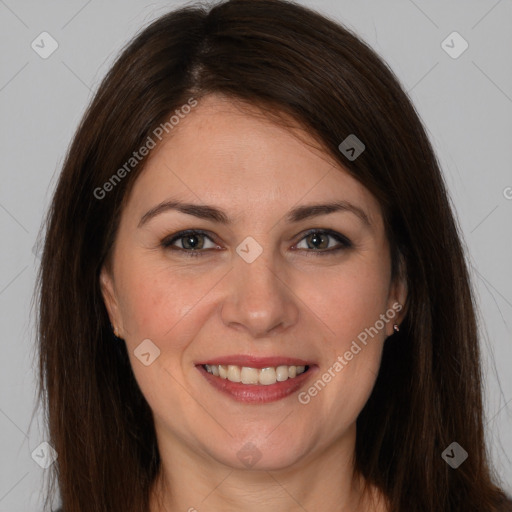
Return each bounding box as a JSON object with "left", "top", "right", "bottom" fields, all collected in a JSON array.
[{"left": 100, "top": 94, "right": 406, "bottom": 472}]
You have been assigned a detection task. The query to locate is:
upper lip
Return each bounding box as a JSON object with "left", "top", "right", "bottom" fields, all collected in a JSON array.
[{"left": 196, "top": 355, "right": 314, "bottom": 369}]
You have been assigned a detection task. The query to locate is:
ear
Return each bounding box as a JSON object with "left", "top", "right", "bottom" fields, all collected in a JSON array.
[{"left": 99, "top": 265, "right": 124, "bottom": 337}]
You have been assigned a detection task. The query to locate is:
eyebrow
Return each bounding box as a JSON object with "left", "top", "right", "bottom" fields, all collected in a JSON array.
[{"left": 138, "top": 199, "right": 371, "bottom": 228}]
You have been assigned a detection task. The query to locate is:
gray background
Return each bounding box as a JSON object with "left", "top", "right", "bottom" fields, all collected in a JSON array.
[{"left": 0, "top": 0, "right": 511, "bottom": 510}]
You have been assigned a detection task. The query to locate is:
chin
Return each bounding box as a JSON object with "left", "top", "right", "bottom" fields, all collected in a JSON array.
[{"left": 209, "top": 433, "right": 311, "bottom": 472}]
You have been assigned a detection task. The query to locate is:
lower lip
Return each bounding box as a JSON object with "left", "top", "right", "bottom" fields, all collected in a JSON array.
[{"left": 197, "top": 365, "right": 317, "bottom": 404}]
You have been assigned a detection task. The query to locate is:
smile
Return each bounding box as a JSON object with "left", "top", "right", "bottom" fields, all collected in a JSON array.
[
  {"left": 196, "top": 357, "right": 316, "bottom": 404},
  {"left": 203, "top": 364, "right": 308, "bottom": 385}
]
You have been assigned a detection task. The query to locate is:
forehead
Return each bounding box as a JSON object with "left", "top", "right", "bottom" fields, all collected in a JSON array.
[{"left": 123, "top": 94, "right": 383, "bottom": 228}]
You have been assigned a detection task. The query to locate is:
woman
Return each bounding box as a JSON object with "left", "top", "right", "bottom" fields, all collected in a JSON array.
[{"left": 37, "top": 0, "right": 511, "bottom": 510}]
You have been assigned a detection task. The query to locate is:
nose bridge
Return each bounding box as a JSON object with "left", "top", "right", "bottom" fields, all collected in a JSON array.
[{"left": 220, "top": 241, "right": 298, "bottom": 337}]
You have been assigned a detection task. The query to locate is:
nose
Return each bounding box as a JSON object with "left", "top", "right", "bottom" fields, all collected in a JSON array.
[{"left": 220, "top": 249, "right": 299, "bottom": 339}]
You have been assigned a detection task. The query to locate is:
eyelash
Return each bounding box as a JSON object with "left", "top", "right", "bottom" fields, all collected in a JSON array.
[{"left": 160, "top": 229, "right": 353, "bottom": 258}]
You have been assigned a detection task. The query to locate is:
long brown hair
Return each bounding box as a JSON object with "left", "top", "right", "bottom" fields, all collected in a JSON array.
[{"left": 37, "top": 0, "right": 511, "bottom": 510}]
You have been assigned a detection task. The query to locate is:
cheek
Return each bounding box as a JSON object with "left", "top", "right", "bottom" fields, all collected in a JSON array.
[
  {"left": 113, "top": 260, "right": 212, "bottom": 417},
  {"left": 297, "top": 257, "right": 391, "bottom": 347},
  {"left": 115, "top": 255, "right": 222, "bottom": 359},
  {"left": 294, "top": 252, "right": 391, "bottom": 417}
]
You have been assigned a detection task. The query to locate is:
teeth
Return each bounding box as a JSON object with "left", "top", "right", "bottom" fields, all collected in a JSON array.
[
  {"left": 276, "top": 365, "right": 289, "bottom": 381},
  {"left": 203, "top": 364, "right": 308, "bottom": 385},
  {"left": 241, "top": 366, "right": 259, "bottom": 384},
  {"left": 259, "top": 367, "right": 277, "bottom": 385},
  {"left": 227, "top": 365, "right": 241, "bottom": 382}
]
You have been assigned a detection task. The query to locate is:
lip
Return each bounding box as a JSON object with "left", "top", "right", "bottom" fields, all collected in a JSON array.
[
  {"left": 196, "top": 361, "right": 318, "bottom": 404},
  {"left": 196, "top": 355, "right": 313, "bottom": 369}
]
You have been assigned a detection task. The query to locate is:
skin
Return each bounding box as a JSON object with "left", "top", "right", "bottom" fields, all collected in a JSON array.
[{"left": 100, "top": 93, "right": 407, "bottom": 512}]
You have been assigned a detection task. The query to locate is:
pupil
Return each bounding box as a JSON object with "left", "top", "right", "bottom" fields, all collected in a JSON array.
[
  {"left": 184, "top": 234, "right": 201, "bottom": 249},
  {"left": 310, "top": 233, "right": 327, "bottom": 249}
]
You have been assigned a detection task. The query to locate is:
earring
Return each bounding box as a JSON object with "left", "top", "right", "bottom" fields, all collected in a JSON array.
[
  {"left": 393, "top": 323, "right": 400, "bottom": 333},
  {"left": 111, "top": 323, "right": 120, "bottom": 338}
]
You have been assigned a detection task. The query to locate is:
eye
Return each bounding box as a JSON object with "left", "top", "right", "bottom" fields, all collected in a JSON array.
[
  {"left": 294, "top": 229, "right": 352, "bottom": 254},
  {"left": 161, "top": 228, "right": 352, "bottom": 258},
  {"left": 161, "top": 230, "right": 219, "bottom": 257}
]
